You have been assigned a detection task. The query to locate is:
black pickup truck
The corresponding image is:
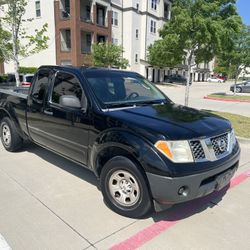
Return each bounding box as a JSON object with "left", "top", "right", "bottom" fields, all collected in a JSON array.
[{"left": 0, "top": 66, "right": 240, "bottom": 218}]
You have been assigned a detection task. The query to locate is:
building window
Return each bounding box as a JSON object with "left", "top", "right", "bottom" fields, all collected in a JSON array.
[
  {"left": 35, "top": 1, "right": 41, "bottom": 17},
  {"left": 112, "top": 11, "right": 118, "bottom": 26},
  {"left": 164, "top": 3, "right": 170, "bottom": 19},
  {"left": 81, "top": 31, "right": 92, "bottom": 53},
  {"left": 135, "top": 54, "right": 138, "bottom": 63},
  {"left": 136, "top": 29, "right": 139, "bottom": 39},
  {"left": 97, "top": 35, "right": 106, "bottom": 43},
  {"left": 151, "top": 0, "right": 157, "bottom": 11},
  {"left": 61, "top": 29, "right": 71, "bottom": 51},
  {"left": 61, "top": 0, "right": 70, "bottom": 19},
  {"left": 136, "top": 3, "right": 139, "bottom": 12},
  {"left": 112, "top": 38, "right": 118, "bottom": 45},
  {"left": 150, "top": 20, "right": 156, "bottom": 34},
  {"left": 97, "top": 4, "right": 106, "bottom": 26}
]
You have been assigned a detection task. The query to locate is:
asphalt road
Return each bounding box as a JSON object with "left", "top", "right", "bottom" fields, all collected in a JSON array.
[
  {"left": 158, "top": 81, "right": 250, "bottom": 117},
  {"left": 0, "top": 141, "right": 250, "bottom": 250}
]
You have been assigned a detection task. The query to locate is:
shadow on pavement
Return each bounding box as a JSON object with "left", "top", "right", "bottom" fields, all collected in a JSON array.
[
  {"left": 23, "top": 142, "right": 99, "bottom": 188},
  {"left": 152, "top": 185, "right": 229, "bottom": 223}
]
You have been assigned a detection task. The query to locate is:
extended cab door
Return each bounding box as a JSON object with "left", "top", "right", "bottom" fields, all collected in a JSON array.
[
  {"left": 35, "top": 71, "right": 90, "bottom": 165},
  {"left": 27, "top": 68, "right": 52, "bottom": 144}
]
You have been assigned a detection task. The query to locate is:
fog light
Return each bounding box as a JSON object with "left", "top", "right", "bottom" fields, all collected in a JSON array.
[{"left": 178, "top": 186, "right": 189, "bottom": 197}]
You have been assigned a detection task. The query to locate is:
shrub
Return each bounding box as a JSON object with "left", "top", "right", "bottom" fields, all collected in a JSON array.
[{"left": 18, "top": 66, "right": 38, "bottom": 74}]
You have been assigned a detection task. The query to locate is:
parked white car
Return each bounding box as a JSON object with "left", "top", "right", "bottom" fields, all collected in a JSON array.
[{"left": 207, "top": 77, "right": 224, "bottom": 83}]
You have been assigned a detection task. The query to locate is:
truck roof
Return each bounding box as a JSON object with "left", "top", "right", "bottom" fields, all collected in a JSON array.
[{"left": 38, "top": 65, "right": 136, "bottom": 76}]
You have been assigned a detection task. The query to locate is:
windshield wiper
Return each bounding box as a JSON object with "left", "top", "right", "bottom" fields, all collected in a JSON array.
[
  {"left": 136, "top": 99, "right": 167, "bottom": 106},
  {"left": 105, "top": 102, "right": 137, "bottom": 109}
]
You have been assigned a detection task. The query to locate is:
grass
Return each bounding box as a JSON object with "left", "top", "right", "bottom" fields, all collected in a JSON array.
[
  {"left": 207, "top": 94, "right": 250, "bottom": 102},
  {"left": 208, "top": 111, "right": 250, "bottom": 138}
]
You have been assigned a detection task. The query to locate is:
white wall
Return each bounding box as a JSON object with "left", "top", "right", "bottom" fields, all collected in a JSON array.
[{"left": 3, "top": 0, "right": 56, "bottom": 73}]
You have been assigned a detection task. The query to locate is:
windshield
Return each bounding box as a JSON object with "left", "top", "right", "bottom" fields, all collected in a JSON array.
[{"left": 84, "top": 71, "right": 168, "bottom": 108}]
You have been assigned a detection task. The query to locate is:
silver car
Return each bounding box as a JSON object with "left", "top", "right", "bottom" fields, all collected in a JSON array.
[{"left": 230, "top": 80, "right": 250, "bottom": 93}]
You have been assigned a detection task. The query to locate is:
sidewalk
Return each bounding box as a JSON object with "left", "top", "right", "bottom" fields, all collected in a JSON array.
[{"left": 0, "top": 142, "right": 249, "bottom": 250}]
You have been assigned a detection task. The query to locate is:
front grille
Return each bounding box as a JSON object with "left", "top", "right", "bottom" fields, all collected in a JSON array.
[
  {"left": 190, "top": 140, "right": 206, "bottom": 161},
  {"left": 189, "top": 131, "right": 234, "bottom": 162},
  {"left": 211, "top": 133, "right": 228, "bottom": 156}
]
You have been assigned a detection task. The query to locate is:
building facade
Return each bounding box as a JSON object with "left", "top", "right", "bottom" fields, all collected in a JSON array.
[{"left": 1, "top": 0, "right": 212, "bottom": 82}]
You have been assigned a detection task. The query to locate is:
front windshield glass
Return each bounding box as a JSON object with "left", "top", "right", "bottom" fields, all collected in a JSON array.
[{"left": 84, "top": 71, "right": 168, "bottom": 108}]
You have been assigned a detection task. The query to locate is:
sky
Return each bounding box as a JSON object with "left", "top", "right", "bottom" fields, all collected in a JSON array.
[{"left": 236, "top": 0, "right": 250, "bottom": 25}]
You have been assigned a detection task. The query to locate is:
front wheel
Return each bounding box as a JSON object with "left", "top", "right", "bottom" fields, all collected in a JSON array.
[
  {"left": 100, "top": 156, "right": 153, "bottom": 218},
  {"left": 0, "top": 117, "right": 23, "bottom": 152}
]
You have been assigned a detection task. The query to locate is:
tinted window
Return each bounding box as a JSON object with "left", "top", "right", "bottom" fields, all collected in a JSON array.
[
  {"left": 52, "top": 72, "right": 82, "bottom": 104},
  {"left": 25, "top": 76, "right": 34, "bottom": 83},
  {"left": 32, "top": 69, "right": 50, "bottom": 101}
]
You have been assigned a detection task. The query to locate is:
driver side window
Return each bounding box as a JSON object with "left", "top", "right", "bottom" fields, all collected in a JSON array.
[{"left": 52, "top": 72, "right": 83, "bottom": 105}]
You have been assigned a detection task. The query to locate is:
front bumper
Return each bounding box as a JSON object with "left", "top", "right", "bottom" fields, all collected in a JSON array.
[{"left": 146, "top": 147, "right": 240, "bottom": 205}]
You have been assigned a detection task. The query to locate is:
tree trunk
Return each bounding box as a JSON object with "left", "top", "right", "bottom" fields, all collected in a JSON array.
[
  {"left": 11, "top": 11, "right": 20, "bottom": 86},
  {"left": 185, "top": 55, "right": 192, "bottom": 106},
  {"left": 233, "top": 67, "right": 240, "bottom": 95}
]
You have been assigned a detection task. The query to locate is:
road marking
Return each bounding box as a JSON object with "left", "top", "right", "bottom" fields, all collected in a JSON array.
[
  {"left": 110, "top": 169, "right": 250, "bottom": 250},
  {"left": 0, "top": 234, "right": 12, "bottom": 250}
]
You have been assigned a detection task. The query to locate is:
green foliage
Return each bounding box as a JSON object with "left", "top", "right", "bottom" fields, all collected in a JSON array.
[
  {"left": 18, "top": 66, "right": 37, "bottom": 74},
  {"left": 148, "top": 0, "right": 242, "bottom": 105},
  {"left": 215, "top": 25, "right": 250, "bottom": 81},
  {"left": 148, "top": 0, "right": 242, "bottom": 68},
  {"left": 92, "top": 43, "right": 129, "bottom": 69},
  {"left": 0, "top": 74, "right": 8, "bottom": 83},
  {"left": 0, "top": 24, "right": 12, "bottom": 62}
]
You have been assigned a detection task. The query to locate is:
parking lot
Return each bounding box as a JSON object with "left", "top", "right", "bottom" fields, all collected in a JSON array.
[
  {"left": 158, "top": 81, "right": 250, "bottom": 117},
  {"left": 0, "top": 82, "right": 250, "bottom": 250}
]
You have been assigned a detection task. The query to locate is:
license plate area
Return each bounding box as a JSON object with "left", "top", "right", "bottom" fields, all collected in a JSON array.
[{"left": 215, "top": 169, "right": 235, "bottom": 190}]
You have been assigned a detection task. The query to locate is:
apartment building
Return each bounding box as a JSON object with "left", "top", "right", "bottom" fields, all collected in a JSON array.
[
  {"left": 1, "top": 0, "right": 212, "bottom": 82},
  {"left": 1, "top": 0, "right": 112, "bottom": 73},
  {"left": 111, "top": 0, "right": 172, "bottom": 81}
]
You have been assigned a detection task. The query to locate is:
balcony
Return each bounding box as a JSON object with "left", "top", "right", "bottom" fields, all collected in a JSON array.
[{"left": 80, "top": 0, "right": 93, "bottom": 23}]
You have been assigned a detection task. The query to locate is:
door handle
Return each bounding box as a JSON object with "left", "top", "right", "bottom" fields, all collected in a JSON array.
[{"left": 44, "top": 110, "right": 53, "bottom": 116}]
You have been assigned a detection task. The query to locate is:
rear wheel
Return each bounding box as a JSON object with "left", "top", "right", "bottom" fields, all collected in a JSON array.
[
  {"left": 0, "top": 117, "right": 23, "bottom": 152},
  {"left": 100, "top": 156, "right": 153, "bottom": 218},
  {"left": 236, "top": 87, "right": 242, "bottom": 93}
]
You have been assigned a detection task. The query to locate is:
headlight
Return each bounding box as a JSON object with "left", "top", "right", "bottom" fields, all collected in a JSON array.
[
  {"left": 230, "top": 129, "right": 237, "bottom": 147},
  {"left": 154, "top": 140, "right": 194, "bottom": 163}
]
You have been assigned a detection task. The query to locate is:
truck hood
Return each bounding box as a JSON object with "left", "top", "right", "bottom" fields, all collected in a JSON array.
[{"left": 106, "top": 103, "right": 231, "bottom": 141}]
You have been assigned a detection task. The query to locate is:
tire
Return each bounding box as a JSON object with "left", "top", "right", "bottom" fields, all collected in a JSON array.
[
  {"left": 100, "top": 156, "right": 153, "bottom": 218},
  {"left": 0, "top": 117, "right": 23, "bottom": 152},
  {"left": 236, "top": 87, "right": 242, "bottom": 93}
]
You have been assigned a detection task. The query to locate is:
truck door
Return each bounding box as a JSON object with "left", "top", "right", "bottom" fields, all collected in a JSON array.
[
  {"left": 37, "top": 71, "right": 90, "bottom": 165},
  {"left": 27, "top": 68, "right": 52, "bottom": 144}
]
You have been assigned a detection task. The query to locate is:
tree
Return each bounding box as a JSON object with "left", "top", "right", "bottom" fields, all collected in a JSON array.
[
  {"left": 0, "top": 23, "right": 12, "bottom": 63},
  {"left": 1, "top": 0, "right": 49, "bottom": 86},
  {"left": 148, "top": 0, "right": 242, "bottom": 106},
  {"left": 214, "top": 25, "right": 250, "bottom": 93},
  {"left": 92, "top": 43, "right": 129, "bottom": 69}
]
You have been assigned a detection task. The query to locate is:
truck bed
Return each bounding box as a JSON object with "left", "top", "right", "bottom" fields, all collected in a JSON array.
[{"left": 0, "top": 87, "right": 29, "bottom": 97}]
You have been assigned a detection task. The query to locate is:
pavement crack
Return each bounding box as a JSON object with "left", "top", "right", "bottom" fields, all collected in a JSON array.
[
  {"left": 0, "top": 168, "right": 96, "bottom": 249},
  {"left": 84, "top": 220, "right": 138, "bottom": 249}
]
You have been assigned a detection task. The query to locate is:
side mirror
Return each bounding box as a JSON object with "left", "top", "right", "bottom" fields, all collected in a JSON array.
[{"left": 59, "top": 95, "right": 81, "bottom": 108}]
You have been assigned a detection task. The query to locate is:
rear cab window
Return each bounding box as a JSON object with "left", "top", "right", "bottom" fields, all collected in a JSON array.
[{"left": 31, "top": 69, "right": 51, "bottom": 103}]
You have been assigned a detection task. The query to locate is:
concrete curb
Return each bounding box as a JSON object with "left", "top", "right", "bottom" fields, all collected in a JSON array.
[
  {"left": 237, "top": 136, "right": 250, "bottom": 145},
  {"left": 204, "top": 96, "right": 250, "bottom": 103}
]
